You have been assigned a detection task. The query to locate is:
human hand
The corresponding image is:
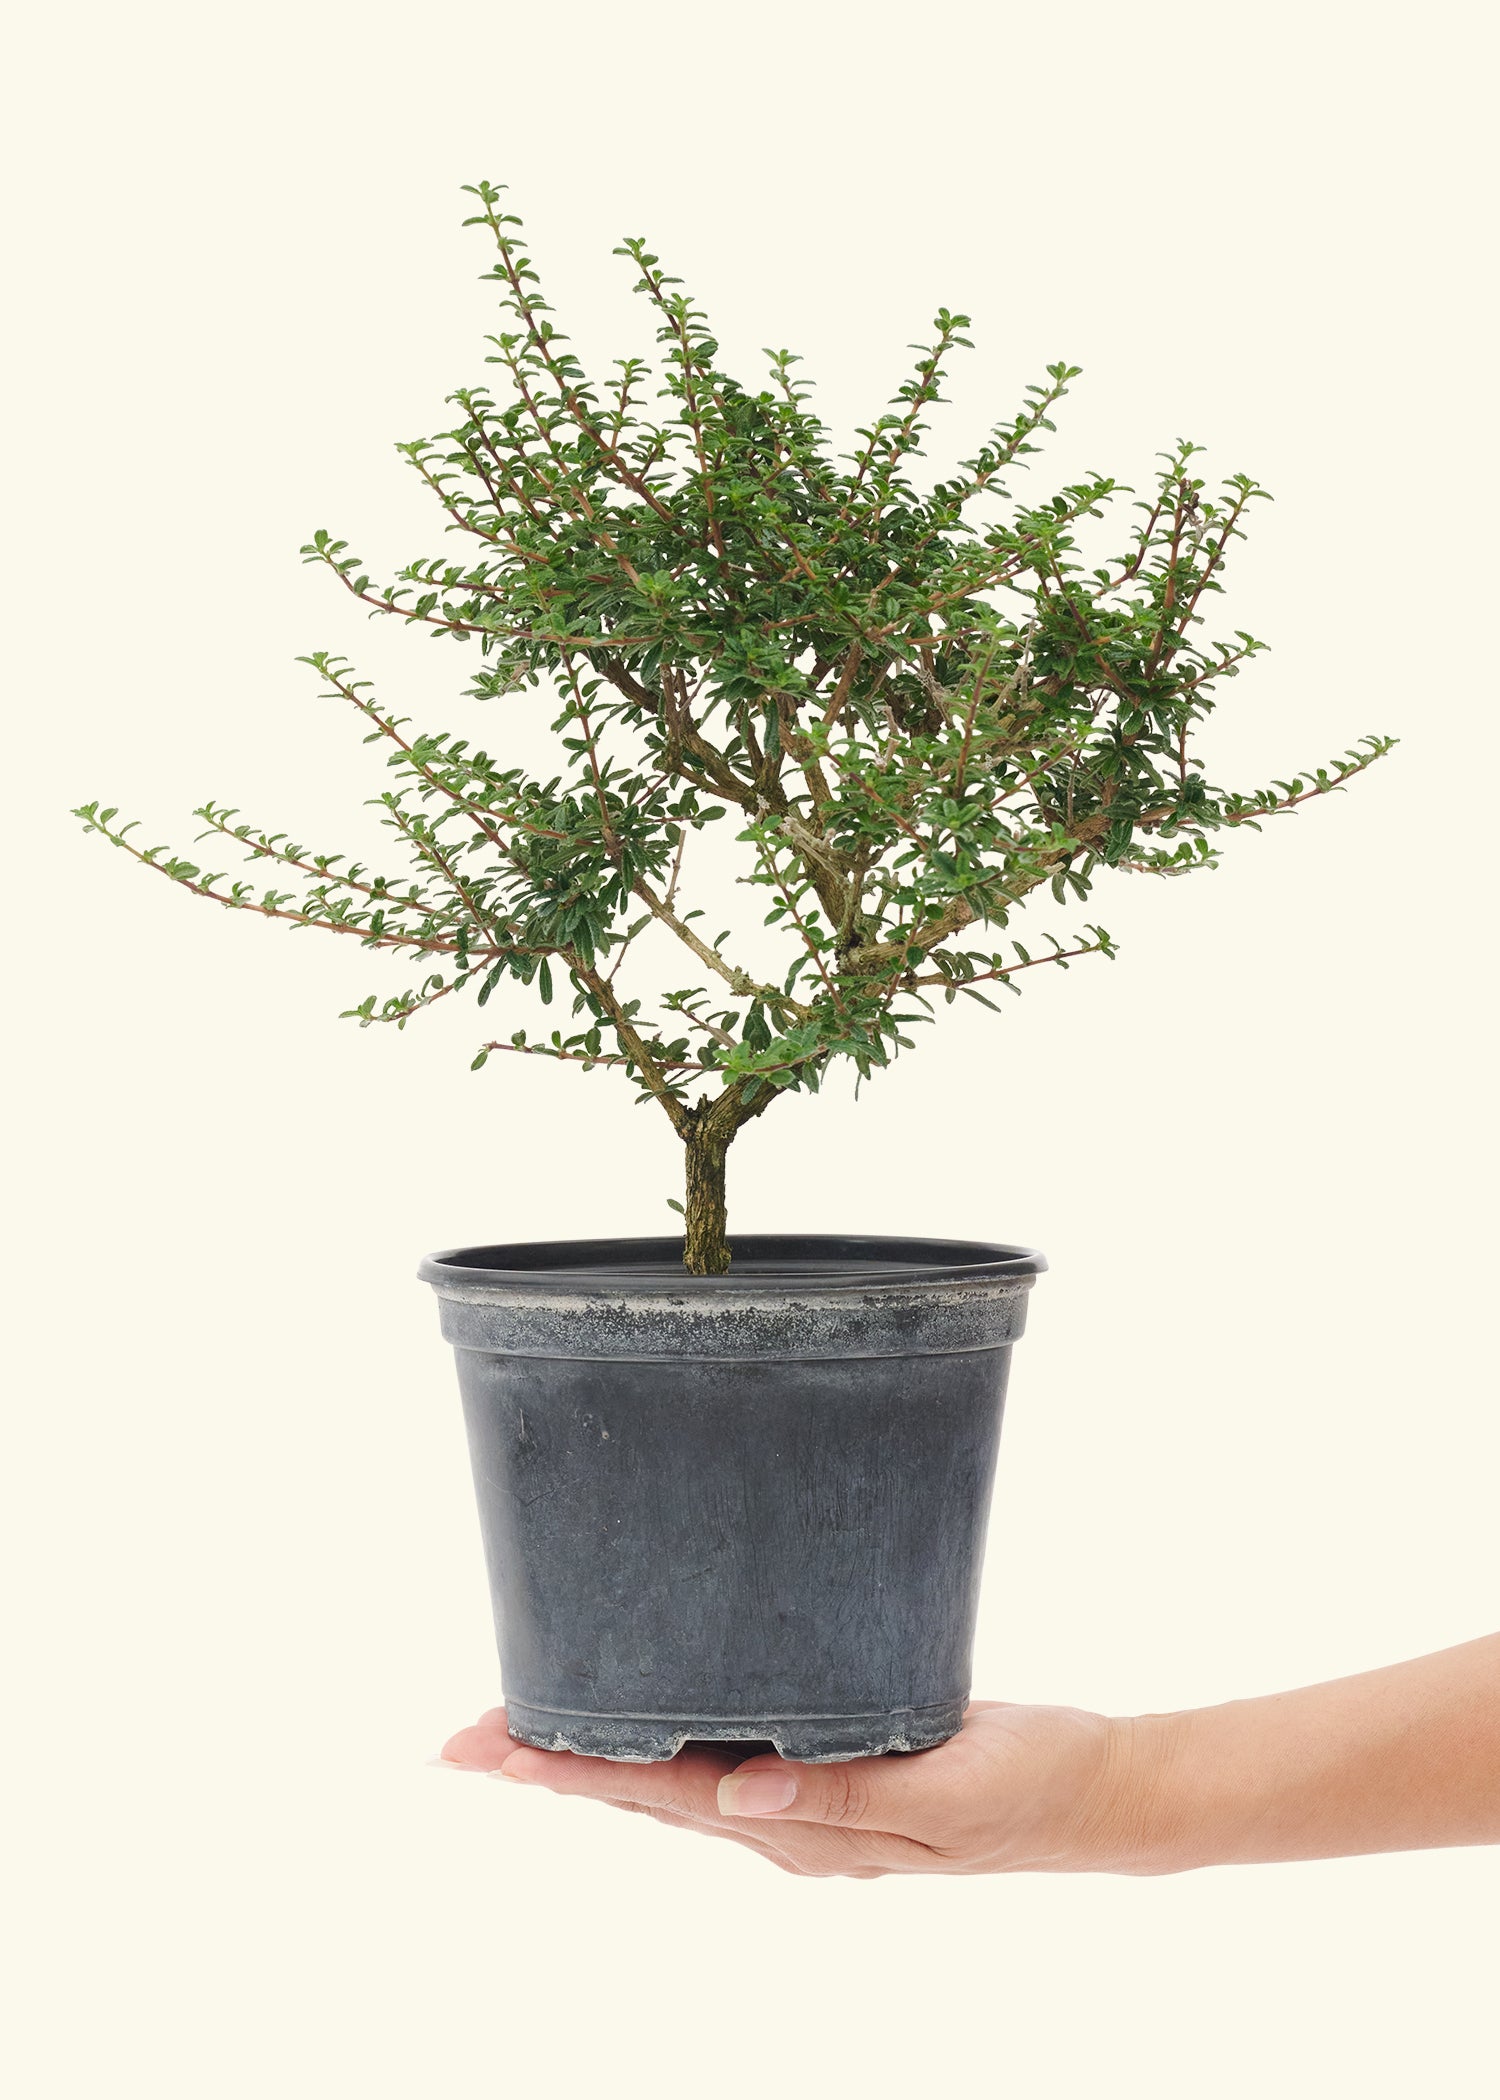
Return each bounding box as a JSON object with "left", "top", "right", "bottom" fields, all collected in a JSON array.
[
  {"left": 436, "top": 1699, "right": 1162, "bottom": 1878},
  {"left": 438, "top": 1638, "right": 1500, "bottom": 1875}
]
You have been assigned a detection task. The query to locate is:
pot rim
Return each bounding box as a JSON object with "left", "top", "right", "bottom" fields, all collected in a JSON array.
[{"left": 418, "top": 1232, "right": 1046, "bottom": 1298}]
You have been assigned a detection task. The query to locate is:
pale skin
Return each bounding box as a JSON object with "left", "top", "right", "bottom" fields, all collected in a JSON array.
[{"left": 436, "top": 1635, "right": 1500, "bottom": 1878}]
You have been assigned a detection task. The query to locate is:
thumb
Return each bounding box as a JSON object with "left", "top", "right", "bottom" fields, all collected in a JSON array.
[{"left": 717, "top": 1752, "right": 901, "bottom": 1829}]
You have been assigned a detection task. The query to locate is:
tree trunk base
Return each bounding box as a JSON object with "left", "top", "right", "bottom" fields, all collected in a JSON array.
[{"left": 682, "top": 1120, "right": 731, "bottom": 1275}]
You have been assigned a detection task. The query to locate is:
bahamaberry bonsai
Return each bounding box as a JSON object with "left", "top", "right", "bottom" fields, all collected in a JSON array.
[{"left": 77, "top": 181, "right": 1390, "bottom": 1275}]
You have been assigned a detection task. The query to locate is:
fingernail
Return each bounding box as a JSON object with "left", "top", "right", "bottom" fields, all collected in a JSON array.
[
  {"left": 486, "top": 1763, "right": 529, "bottom": 1783},
  {"left": 718, "top": 1770, "right": 798, "bottom": 1817},
  {"left": 426, "top": 1756, "right": 479, "bottom": 1771}
]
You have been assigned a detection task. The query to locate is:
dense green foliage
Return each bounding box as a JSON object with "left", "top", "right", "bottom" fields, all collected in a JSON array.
[{"left": 77, "top": 180, "right": 1391, "bottom": 1269}]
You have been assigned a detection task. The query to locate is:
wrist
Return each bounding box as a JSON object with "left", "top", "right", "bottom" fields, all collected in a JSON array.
[
  {"left": 1067, "top": 1708, "right": 1206, "bottom": 1875},
  {"left": 1060, "top": 1635, "right": 1500, "bottom": 1874}
]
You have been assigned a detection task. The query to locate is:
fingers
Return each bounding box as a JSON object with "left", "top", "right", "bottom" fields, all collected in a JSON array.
[
  {"left": 435, "top": 1718, "right": 801, "bottom": 1866},
  {"left": 491, "top": 1739, "right": 914, "bottom": 1845},
  {"left": 433, "top": 1709, "right": 963, "bottom": 1866},
  {"left": 438, "top": 1711, "right": 748, "bottom": 1814},
  {"left": 437, "top": 1705, "right": 517, "bottom": 1769},
  {"left": 432, "top": 1710, "right": 942, "bottom": 1875},
  {"left": 502, "top": 1739, "right": 744, "bottom": 1822},
  {"left": 715, "top": 1749, "right": 939, "bottom": 1839}
]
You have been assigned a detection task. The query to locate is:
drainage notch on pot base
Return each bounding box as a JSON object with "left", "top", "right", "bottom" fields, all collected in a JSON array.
[
  {"left": 420, "top": 1234, "right": 1045, "bottom": 1765},
  {"left": 505, "top": 1697, "right": 968, "bottom": 1764}
]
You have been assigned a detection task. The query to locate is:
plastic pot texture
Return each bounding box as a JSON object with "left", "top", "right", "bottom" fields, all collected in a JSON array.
[{"left": 420, "top": 1233, "right": 1045, "bottom": 1763}]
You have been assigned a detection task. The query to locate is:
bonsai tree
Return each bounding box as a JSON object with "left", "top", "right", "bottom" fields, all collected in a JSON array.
[{"left": 77, "top": 181, "right": 1391, "bottom": 1274}]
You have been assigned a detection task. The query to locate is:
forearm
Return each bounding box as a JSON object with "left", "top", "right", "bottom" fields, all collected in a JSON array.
[{"left": 1101, "top": 1634, "right": 1500, "bottom": 1873}]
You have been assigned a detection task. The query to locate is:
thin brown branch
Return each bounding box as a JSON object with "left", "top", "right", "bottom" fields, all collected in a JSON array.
[
  {"left": 192, "top": 810, "right": 469, "bottom": 928},
  {"left": 476, "top": 204, "right": 686, "bottom": 535},
  {"left": 314, "top": 662, "right": 566, "bottom": 852},
  {"left": 321, "top": 558, "right": 682, "bottom": 653},
  {"left": 903, "top": 934, "right": 1110, "bottom": 987},
  {"left": 90, "top": 822, "right": 517, "bottom": 963},
  {"left": 629, "top": 871, "right": 814, "bottom": 1020},
  {"left": 570, "top": 958, "right": 691, "bottom": 1133}
]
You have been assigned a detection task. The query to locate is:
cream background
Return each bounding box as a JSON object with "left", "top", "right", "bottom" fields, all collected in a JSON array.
[{"left": 5, "top": 1, "right": 1497, "bottom": 2092}]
